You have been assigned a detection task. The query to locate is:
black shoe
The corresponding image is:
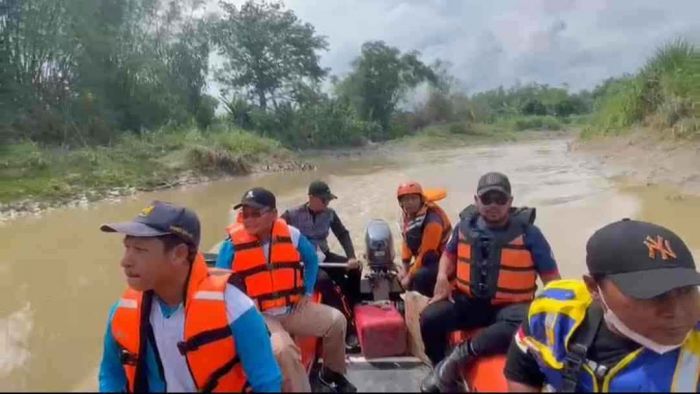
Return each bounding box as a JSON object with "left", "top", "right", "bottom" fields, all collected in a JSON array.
[
  {"left": 319, "top": 367, "right": 357, "bottom": 393},
  {"left": 420, "top": 343, "right": 471, "bottom": 393},
  {"left": 345, "top": 332, "right": 361, "bottom": 354}
]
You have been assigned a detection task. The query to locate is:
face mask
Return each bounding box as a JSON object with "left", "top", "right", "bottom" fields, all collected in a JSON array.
[{"left": 597, "top": 286, "right": 687, "bottom": 355}]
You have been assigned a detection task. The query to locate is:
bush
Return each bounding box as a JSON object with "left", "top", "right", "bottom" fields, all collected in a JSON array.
[
  {"left": 588, "top": 39, "right": 699, "bottom": 137},
  {"left": 498, "top": 115, "right": 563, "bottom": 131},
  {"left": 187, "top": 145, "right": 251, "bottom": 174}
]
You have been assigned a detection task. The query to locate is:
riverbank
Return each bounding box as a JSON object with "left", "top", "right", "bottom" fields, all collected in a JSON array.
[
  {"left": 0, "top": 128, "right": 314, "bottom": 223},
  {"left": 570, "top": 127, "right": 700, "bottom": 196},
  {"left": 0, "top": 124, "right": 574, "bottom": 223},
  {"left": 300, "top": 123, "right": 575, "bottom": 160}
]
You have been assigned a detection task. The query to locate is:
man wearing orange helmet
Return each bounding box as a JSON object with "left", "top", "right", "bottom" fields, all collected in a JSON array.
[{"left": 397, "top": 181, "right": 452, "bottom": 297}]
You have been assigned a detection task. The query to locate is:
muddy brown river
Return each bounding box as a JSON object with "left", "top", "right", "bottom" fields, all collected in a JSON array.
[{"left": 1, "top": 137, "right": 699, "bottom": 391}]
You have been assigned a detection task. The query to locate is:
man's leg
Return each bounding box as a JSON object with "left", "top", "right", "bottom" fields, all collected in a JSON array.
[
  {"left": 420, "top": 296, "right": 494, "bottom": 392},
  {"left": 469, "top": 302, "right": 529, "bottom": 356},
  {"left": 420, "top": 296, "right": 491, "bottom": 365},
  {"left": 411, "top": 261, "right": 439, "bottom": 298},
  {"left": 263, "top": 315, "right": 312, "bottom": 392},
  {"left": 315, "top": 269, "right": 353, "bottom": 319},
  {"left": 315, "top": 267, "right": 358, "bottom": 352},
  {"left": 323, "top": 252, "right": 362, "bottom": 307},
  {"left": 419, "top": 300, "right": 460, "bottom": 366},
  {"left": 280, "top": 301, "right": 356, "bottom": 391}
]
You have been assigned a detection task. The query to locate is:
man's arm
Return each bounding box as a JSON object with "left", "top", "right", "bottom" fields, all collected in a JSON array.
[
  {"left": 438, "top": 226, "right": 460, "bottom": 278},
  {"left": 437, "top": 251, "right": 456, "bottom": 279},
  {"left": 329, "top": 211, "right": 356, "bottom": 259},
  {"left": 524, "top": 225, "right": 560, "bottom": 284},
  {"left": 99, "top": 303, "right": 128, "bottom": 392},
  {"left": 214, "top": 238, "right": 235, "bottom": 269},
  {"left": 226, "top": 285, "right": 282, "bottom": 392},
  {"left": 297, "top": 234, "right": 319, "bottom": 295},
  {"left": 409, "top": 215, "right": 446, "bottom": 275},
  {"left": 401, "top": 241, "right": 412, "bottom": 266},
  {"left": 504, "top": 325, "right": 545, "bottom": 392}
]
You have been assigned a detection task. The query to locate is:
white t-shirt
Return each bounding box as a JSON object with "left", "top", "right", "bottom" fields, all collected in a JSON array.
[{"left": 149, "top": 285, "right": 255, "bottom": 392}]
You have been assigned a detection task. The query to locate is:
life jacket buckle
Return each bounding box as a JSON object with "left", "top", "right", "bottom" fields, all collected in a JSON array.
[
  {"left": 177, "top": 340, "right": 195, "bottom": 355},
  {"left": 473, "top": 282, "right": 490, "bottom": 298},
  {"left": 119, "top": 349, "right": 138, "bottom": 366},
  {"left": 563, "top": 343, "right": 586, "bottom": 369}
]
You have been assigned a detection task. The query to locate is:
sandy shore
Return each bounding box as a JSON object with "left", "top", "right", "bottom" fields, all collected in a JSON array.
[{"left": 569, "top": 128, "right": 700, "bottom": 196}]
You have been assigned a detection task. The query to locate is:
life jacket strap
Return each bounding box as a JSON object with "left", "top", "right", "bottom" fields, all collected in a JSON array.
[
  {"left": 177, "top": 326, "right": 232, "bottom": 355},
  {"left": 560, "top": 304, "right": 603, "bottom": 392}
]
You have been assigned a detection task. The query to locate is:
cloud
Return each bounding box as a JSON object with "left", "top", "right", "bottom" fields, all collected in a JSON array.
[{"left": 208, "top": 0, "right": 700, "bottom": 94}]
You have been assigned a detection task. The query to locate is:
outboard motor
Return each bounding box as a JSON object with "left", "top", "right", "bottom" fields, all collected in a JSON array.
[
  {"left": 361, "top": 219, "right": 403, "bottom": 301},
  {"left": 365, "top": 219, "right": 395, "bottom": 271}
]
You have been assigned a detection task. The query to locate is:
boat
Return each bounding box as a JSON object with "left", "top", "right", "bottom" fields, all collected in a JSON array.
[{"left": 204, "top": 216, "right": 507, "bottom": 392}]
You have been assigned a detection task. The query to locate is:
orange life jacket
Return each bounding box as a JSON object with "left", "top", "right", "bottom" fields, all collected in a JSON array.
[
  {"left": 226, "top": 219, "right": 305, "bottom": 311},
  {"left": 402, "top": 201, "right": 452, "bottom": 257},
  {"left": 455, "top": 205, "right": 537, "bottom": 305},
  {"left": 110, "top": 253, "right": 250, "bottom": 393}
]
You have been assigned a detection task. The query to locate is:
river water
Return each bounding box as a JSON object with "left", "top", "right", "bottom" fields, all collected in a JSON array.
[{"left": 1, "top": 137, "right": 699, "bottom": 391}]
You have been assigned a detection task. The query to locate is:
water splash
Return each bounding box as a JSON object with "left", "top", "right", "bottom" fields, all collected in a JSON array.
[{"left": 0, "top": 303, "right": 33, "bottom": 386}]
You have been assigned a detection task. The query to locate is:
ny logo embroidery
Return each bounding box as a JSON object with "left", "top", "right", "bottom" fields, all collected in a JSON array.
[
  {"left": 643, "top": 235, "right": 677, "bottom": 260},
  {"left": 139, "top": 205, "right": 155, "bottom": 217}
]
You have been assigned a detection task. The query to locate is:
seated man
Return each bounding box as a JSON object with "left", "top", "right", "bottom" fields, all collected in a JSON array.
[
  {"left": 216, "top": 187, "right": 356, "bottom": 392},
  {"left": 396, "top": 181, "right": 452, "bottom": 297},
  {"left": 506, "top": 219, "right": 700, "bottom": 392},
  {"left": 420, "top": 172, "right": 560, "bottom": 392},
  {"left": 280, "top": 180, "right": 361, "bottom": 350},
  {"left": 98, "top": 201, "right": 281, "bottom": 392}
]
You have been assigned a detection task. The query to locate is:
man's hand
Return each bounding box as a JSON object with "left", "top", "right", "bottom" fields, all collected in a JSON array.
[
  {"left": 294, "top": 295, "right": 311, "bottom": 312},
  {"left": 346, "top": 257, "right": 360, "bottom": 270},
  {"left": 397, "top": 263, "right": 412, "bottom": 290},
  {"left": 400, "top": 272, "right": 412, "bottom": 290},
  {"left": 429, "top": 273, "right": 453, "bottom": 304}
]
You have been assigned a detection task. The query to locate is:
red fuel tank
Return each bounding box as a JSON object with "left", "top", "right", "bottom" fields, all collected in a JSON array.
[{"left": 354, "top": 303, "right": 407, "bottom": 359}]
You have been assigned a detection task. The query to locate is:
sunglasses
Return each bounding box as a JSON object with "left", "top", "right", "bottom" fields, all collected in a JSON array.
[
  {"left": 241, "top": 208, "right": 271, "bottom": 219},
  {"left": 479, "top": 193, "right": 509, "bottom": 206}
]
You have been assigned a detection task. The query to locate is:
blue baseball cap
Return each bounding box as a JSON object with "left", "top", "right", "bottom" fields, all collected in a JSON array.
[{"left": 100, "top": 201, "right": 201, "bottom": 248}]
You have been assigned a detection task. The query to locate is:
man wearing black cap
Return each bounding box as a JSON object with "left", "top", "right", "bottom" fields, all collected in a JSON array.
[
  {"left": 98, "top": 201, "right": 282, "bottom": 392},
  {"left": 420, "top": 172, "right": 561, "bottom": 392},
  {"left": 505, "top": 219, "right": 700, "bottom": 392},
  {"left": 215, "top": 188, "right": 356, "bottom": 392},
  {"left": 281, "top": 180, "right": 362, "bottom": 350}
]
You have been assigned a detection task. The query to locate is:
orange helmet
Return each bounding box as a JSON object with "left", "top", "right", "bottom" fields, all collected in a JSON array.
[{"left": 397, "top": 181, "right": 424, "bottom": 199}]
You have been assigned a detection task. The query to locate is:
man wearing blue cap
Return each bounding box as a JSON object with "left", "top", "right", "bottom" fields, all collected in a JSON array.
[{"left": 98, "top": 201, "right": 282, "bottom": 392}]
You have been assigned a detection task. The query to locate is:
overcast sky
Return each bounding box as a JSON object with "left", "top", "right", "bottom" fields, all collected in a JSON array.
[{"left": 207, "top": 0, "right": 700, "bottom": 94}]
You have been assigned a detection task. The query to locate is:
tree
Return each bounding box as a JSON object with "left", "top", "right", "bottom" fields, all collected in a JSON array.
[
  {"left": 212, "top": 0, "right": 329, "bottom": 110},
  {"left": 0, "top": 0, "right": 214, "bottom": 145},
  {"left": 337, "top": 41, "right": 438, "bottom": 132}
]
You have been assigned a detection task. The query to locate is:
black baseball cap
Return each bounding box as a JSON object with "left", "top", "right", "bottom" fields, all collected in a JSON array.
[
  {"left": 477, "top": 172, "right": 511, "bottom": 197},
  {"left": 233, "top": 187, "right": 276, "bottom": 210},
  {"left": 308, "top": 180, "right": 337, "bottom": 200},
  {"left": 586, "top": 218, "right": 700, "bottom": 299},
  {"left": 100, "top": 201, "right": 201, "bottom": 248}
]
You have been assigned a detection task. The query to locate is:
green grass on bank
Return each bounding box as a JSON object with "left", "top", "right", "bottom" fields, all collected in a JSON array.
[
  {"left": 582, "top": 40, "right": 700, "bottom": 140},
  {"left": 391, "top": 117, "right": 576, "bottom": 149},
  {"left": 0, "top": 126, "right": 285, "bottom": 205}
]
